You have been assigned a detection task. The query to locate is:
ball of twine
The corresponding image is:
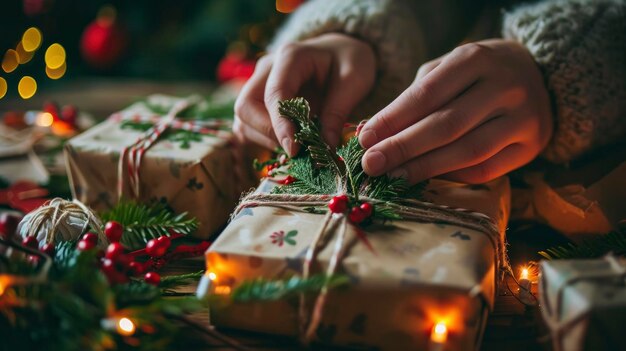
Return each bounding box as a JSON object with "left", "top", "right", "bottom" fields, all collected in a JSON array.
[{"left": 17, "top": 198, "right": 107, "bottom": 248}]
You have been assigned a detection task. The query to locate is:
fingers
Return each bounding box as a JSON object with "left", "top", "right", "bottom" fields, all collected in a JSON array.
[
  {"left": 439, "top": 143, "right": 531, "bottom": 184},
  {"left": 358, "top": 43, "right": 491, "bottom": 149},
  {"left": 265, "top": 43, "right": 332, "bottom": 156},
  {"left": 233, "top": 117, "right": 278, "bottom": 151},
  {"left": 362, "top": 80, "right": 504, "bottom": 176},
  {"left": 415, "top": 54, "right": 445, "bottom": 81},
  {"left": 386, "top": 115, "right": 525, "bottom": 183}
]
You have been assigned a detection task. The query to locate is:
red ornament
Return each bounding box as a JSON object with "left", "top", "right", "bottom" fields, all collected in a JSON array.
[
  {"left": 359, "top": 202, "right": 373, "bottom": 218},
  {"left": 144, "top": 271, "right": 161, "bottom": 286},
  {"left": 77, "top": 239, "right": 96, "bottom": 251},
  {"left": 0, "top": 181, "right": 49, "bottom": 213},
  {"left": 216, "top": 52, "right": 256, "bottom": 83},
  {"left": 0, "top": 213, "right": 21, "bottom": 239},
  {"left": 328, "top": 195, "right": 349, "bottom": 214},
  {"left": 145, "top": 238, "right": 167, "bottom": 257},
  {"left": 104, "top": 221, "right": 124, "bottom": 242},
  {"left": 128, "top": 261, "right": 145, "bottom": 276},
  {"left": 105, "top": 242, "right": 124, "bottom": 260},
  {"left": 22, "top": 235, "right": 39, "bottom": 249},
  {"left": 82, "top": 232, "right": 98, "bottom": 245},
  {"left": 41, "top": 243, "right": 55, "bottom": 257},
  {"left": 349, "top": 206, "right": 367, "bottom": 224},
  {"left": 80, "top": 7, "right": 127, "bottom": 69}
]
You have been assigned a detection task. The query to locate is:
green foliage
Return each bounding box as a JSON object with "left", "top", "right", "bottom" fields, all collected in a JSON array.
[
  {"left": 100, "top": 202, "right": 198, "bottom": 250},
  {"left": 231, "top": 274, "right": 350, "bottom": 303},
  {"left": 273, "top": 157, "right": 337, "bottom": 196},
  {"left": 539, "top": 229, "right": 626, "bottom": 259}
]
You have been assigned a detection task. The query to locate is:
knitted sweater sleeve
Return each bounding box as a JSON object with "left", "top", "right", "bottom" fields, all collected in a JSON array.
[
  {"left": 268, "top": 0, "right": 426, "bottom": 115},
  {"left": 503, "top": 0, "right": 626, "bottom": 163}
]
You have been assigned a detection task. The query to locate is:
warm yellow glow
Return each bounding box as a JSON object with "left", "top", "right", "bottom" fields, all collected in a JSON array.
[
  {"left": 214, "top": 285, "right": 231, "bottom": 295},
  {"left": 18, "top": 76, "right": 37, "bottom": 99},
  {"left": 2, "top": 49, "right": 19, "bottom": 73},
  {"left": 46, "top": 61, "right": 67, "bottom": 80},
  {"left": 16, "top": 42, "right": 35, "bottom": 64},
  {"left": 520, "top": 268, "right": 529, "bottom": 280},
  {"left": 0, "top": 77, "right": 6, "bottom": 99},
  {"left": 431, "top": 322, "right": 448, "bottom": 344},
  {"left": 208, "top": 272, "right": 217, "bottom": 281},
  {"left": 0, "top": 275, "right": 9, "bottom": 296},
  {"left": 116, "top": 317, "right": 136, "bottom": 336},
  {"left": 45, "top": 43, "right": 66, "bottom": 69},
  {"left": 22, "top": 27, "right": 42, "bottom": 52},
  {"left": 36, "top": 112, "right": 54, "bottom": 127}
]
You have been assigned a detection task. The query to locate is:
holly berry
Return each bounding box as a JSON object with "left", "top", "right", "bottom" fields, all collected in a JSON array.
[
  {"left": 105, "top": 242, "right": 125, "bottom": 260},
  {"left": 144, "top": 271, "right": 161, "bottom": 286},
  {"left": 22, "top": 236, "right": 39, "bottom": 249},
  {"left": 77, "top": 239, "right": 96, "bottom": 251},
  {"left": 43, "top": 101, "right": 60, "bottom": 119},
  {"left": 129, "top": 261, "right": 145, "bottom": 276},
  {"left": 101, "top": 258, "right": 128, "bottom": 284},
  {"left": 0, "top": 213, "right": 21, "bottom": 239},
  {"left": 41, "top": 243, "right": 55, "bottom": 257},
  {"left": 359, "top": 202, "right": 373, "bottom": 218},
  {"left": 280, "top": 175, "right": 296, "bottom": 185},
  {"left": 349, "top": 206, "right": 368, "bottom": 224},
  {"left": 145, "top": 238, "right": 167, "bottom": 257},
  {"left": 328, "top": 195, "right": 349, "bottom": 214},
  {"left": 104, "top": 221, "right": 123, "bottom": 242},
  {"left": 82, "top": 232, "right": 99, "bottom": 245}
]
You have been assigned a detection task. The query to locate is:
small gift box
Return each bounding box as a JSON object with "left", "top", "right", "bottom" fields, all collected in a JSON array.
[
  {"left": 539, "top": 255, "right": 626, "bottom": 351},
  {"left": 64, "top": 94, "right": 255, "bottom": 238}
]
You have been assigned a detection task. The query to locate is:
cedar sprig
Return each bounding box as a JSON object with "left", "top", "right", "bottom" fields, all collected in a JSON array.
[
  {"left": 539, "top": 229, "right": 626, "bottom": 259},
  {"left": 100, "top": 202, "right": 198, "bottom": 250},
  {"left": 272, "top": 157, "right": 336, "bottom": 196},
  {"left": 231, "top": 274, "right": 349, "bottom": 303}
]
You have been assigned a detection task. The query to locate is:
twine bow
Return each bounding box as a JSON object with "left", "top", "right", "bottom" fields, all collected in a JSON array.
[{"left": 233, "top": 191, "right": 505, "bottom": 344}]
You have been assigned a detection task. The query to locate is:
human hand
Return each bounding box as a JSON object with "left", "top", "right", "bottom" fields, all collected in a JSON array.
[
  {"left": 358, "top": 39, "right": 553, "bottom": 184},
  {"left": 234, "top": 33, "right": 376, "bottom": 155}
]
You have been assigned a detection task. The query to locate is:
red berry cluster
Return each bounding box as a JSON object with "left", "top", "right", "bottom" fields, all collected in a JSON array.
[
  {"left": 327, "top": 195, "right": 373, "bottom": 224},
  {"left": 43, "top": 101, "right": 79, "bottom": 128}
]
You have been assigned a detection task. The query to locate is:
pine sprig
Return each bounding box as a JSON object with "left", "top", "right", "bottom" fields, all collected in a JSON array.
[
  {"left": 272, "top": 157, "right": 336, "bottom": 195},
  {"left": 100, "top": 202, "right": 198, "bottom": 250},
  {"left": 336, "top": 137, "right": 366, "bottom": 198},
  {"left": 539, "top": 229, "right": 626, "bottom": 259},
  {"left": 231, "top": 274, "right": 349, "bottom": 303}
]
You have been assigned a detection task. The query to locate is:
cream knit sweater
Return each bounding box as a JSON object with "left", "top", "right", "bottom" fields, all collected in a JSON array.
[{"left": 270, "top": 0, "right": 626, "bottom": 163}]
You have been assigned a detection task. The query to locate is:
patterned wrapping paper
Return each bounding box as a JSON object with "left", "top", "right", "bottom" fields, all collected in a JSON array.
[
  {"left": 539, "top": 257, "right": 626, "bottom": 351},
  {"left": 203, "top": 177, "right": 510, "bottom": 350},
  {"left": 64, "top": 95, "right": 255, "bottom": 239}
]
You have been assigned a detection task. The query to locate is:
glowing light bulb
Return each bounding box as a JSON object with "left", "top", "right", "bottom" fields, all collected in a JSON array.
[
  {"left": 520, "top": 268, "right": 529, "bottom": 281},
  {"left": 36, "top": 112, "right": 54, "bottom": 127},
  {"left": 214, "top": 285, "right": 231, "bottom": 295},
  {"left": 208, "top": 272, "right": 217, "bottom": 281},
  {"left": 431, "top": 322, "right": 448, "bottom": 344},
  {"left": 116, "top": 317, "right": 136, "bottom": 336}
]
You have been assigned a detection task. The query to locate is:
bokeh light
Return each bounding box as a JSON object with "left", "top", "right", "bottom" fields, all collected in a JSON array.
[
  {"left": 0, "top": 77, "right": 7, "bottom": 99},
  {"left": 116, "top": 317, "right": 136, "bottom": 336},
  {"left": 22, "top": 27, "right": 42, "bottom": 52},
  {"left": 45, "top": 43, "right": 66, "bottom": 69},
  {"left": 16, "top": 42, "right": 35, "bottom": 64},
  {"left": 2, "top": 50, "right": 19, "bottom": 73},
  {"left": 18, "top": 76, "right": 37, "bottom": 99},
  {"left": 46, "top": 61, "right": 67, "bottom": 80},
  {"left": 36, "top": 112, "right": 54, "bottom": 127}
]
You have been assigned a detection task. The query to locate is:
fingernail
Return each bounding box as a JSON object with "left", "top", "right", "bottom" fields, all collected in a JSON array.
[
  {"left": 281, "top": 137, "right": 293, "bottom": 155},
  {"left": 359, "top": 129, "right": 378, "bottom": 148},
  {"left": 363, "top": 151, "right": 386, "bottom": 175},
  {"left": 389, "top": 168, "right": 408, "bottom": 179}
]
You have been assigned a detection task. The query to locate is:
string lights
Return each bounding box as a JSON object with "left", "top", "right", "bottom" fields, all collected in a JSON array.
[{"left": 429, "top": 321, "right": 449, "bottom": 351}]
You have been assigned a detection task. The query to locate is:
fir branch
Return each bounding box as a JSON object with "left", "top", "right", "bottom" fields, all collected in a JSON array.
[
  {"left": 232, "top": 274, "right": 349, "bottom": 303},
  {"left": 278, "top": 98, "right": 343, "bottom": 175},
  {"left": 539, "top": 229, "right": 626, "bottom": 259},
  {"left": 159, "top": 270, "right": 205, "bottom": 290},
  {"left": 100, "top": 202, "right": 198, "bottom": 250},
  {"left": 336, "top": 137, "right": 366, "bottom": 198},
  {"left": 272, "top": 157, "right": 336, "bottom": 196}
]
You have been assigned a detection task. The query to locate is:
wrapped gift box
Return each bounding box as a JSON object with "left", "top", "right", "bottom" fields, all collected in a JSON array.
[
  {"left": 64, "top": 95, "right": 255, "bottom": 238},
  {"left": 539, "top": 256, "right": 626, "bottom": 351},
  {"left": 200, "top": 177, "right": 510, "bottom": 350}
]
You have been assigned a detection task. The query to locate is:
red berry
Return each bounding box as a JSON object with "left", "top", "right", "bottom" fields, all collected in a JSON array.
[
  {"left": 144, "top": 272, "right": 161, "bottom": 286},
  {"left": 41, "top": 243, "right": 55, "bottom": 257},
  {"left": 349, "top": 206, "right": 367, "bottom": 224},
  {"left": 145, "top": 239, "right": 167, "bottom": 257},
  {"left": 104, "top": 221, "right": 124, "bottom": 242},
  {"left": 43, "top": 101, "right": 59, "bottom": 118},
  {"left": 101, "top": 258, "right": 115, "bottom": 272},
  {"left": 359, "top": 202, "right": 373, "bottom": 218},
  {"left": 77, "top": 239, "right": 96, "bottom": 251},
  {"left": 22, "top": 236, "right": 39, "bottom": 249},
  {"left": 156, "top": 236, "right": 171, "bottom": 250},
  {"left": 101, "top": 258, "right": 127, "bottom": 284},
  {"left": 105, "top": 242, "right": 125, "bottom": 260},
  {"left": 328, "top": 195, "right": 349, "bottom": 214},
  {"left": 280, "top": 175, "right": 296, "bottom": 185},
  {"left": 129, "top": 261, "right": 145, "bottom": 276},
  {"left": 27, "top": 254, "right": 41, "bottom": 266},
  {"left": 0, "top": 213, "right": 21, "bottom": 239},
  {"left": 82, "top": 232, "right": 99, "bottom": 245},
  {"left": 266, "top": 163, "right": 275, "bottom": 171},
  {"left": 273, "top": 162, "right": 279, "bottom": 169}
]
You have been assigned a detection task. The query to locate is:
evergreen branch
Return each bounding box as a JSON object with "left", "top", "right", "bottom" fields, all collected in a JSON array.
[
  {"left": 539, "top": 229, "right": 626, "bottom": 259},
  {"left": 278, "top": 98, "right": 344, "bottom": 176},
  {"left": 159, "top": 270, "right": 205, "bottom": 290},
  {"left": 272, "top": 157, "right": 336, "bottom": 196},
  {"left": 100, "top": 202, "right": 198, "bottom": 250},
  {"left": 231, "top": 274, "right": 350, "bottom": 303},
  {"left": 336, "top": 137, "right": 366, "bottom": 199}
]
